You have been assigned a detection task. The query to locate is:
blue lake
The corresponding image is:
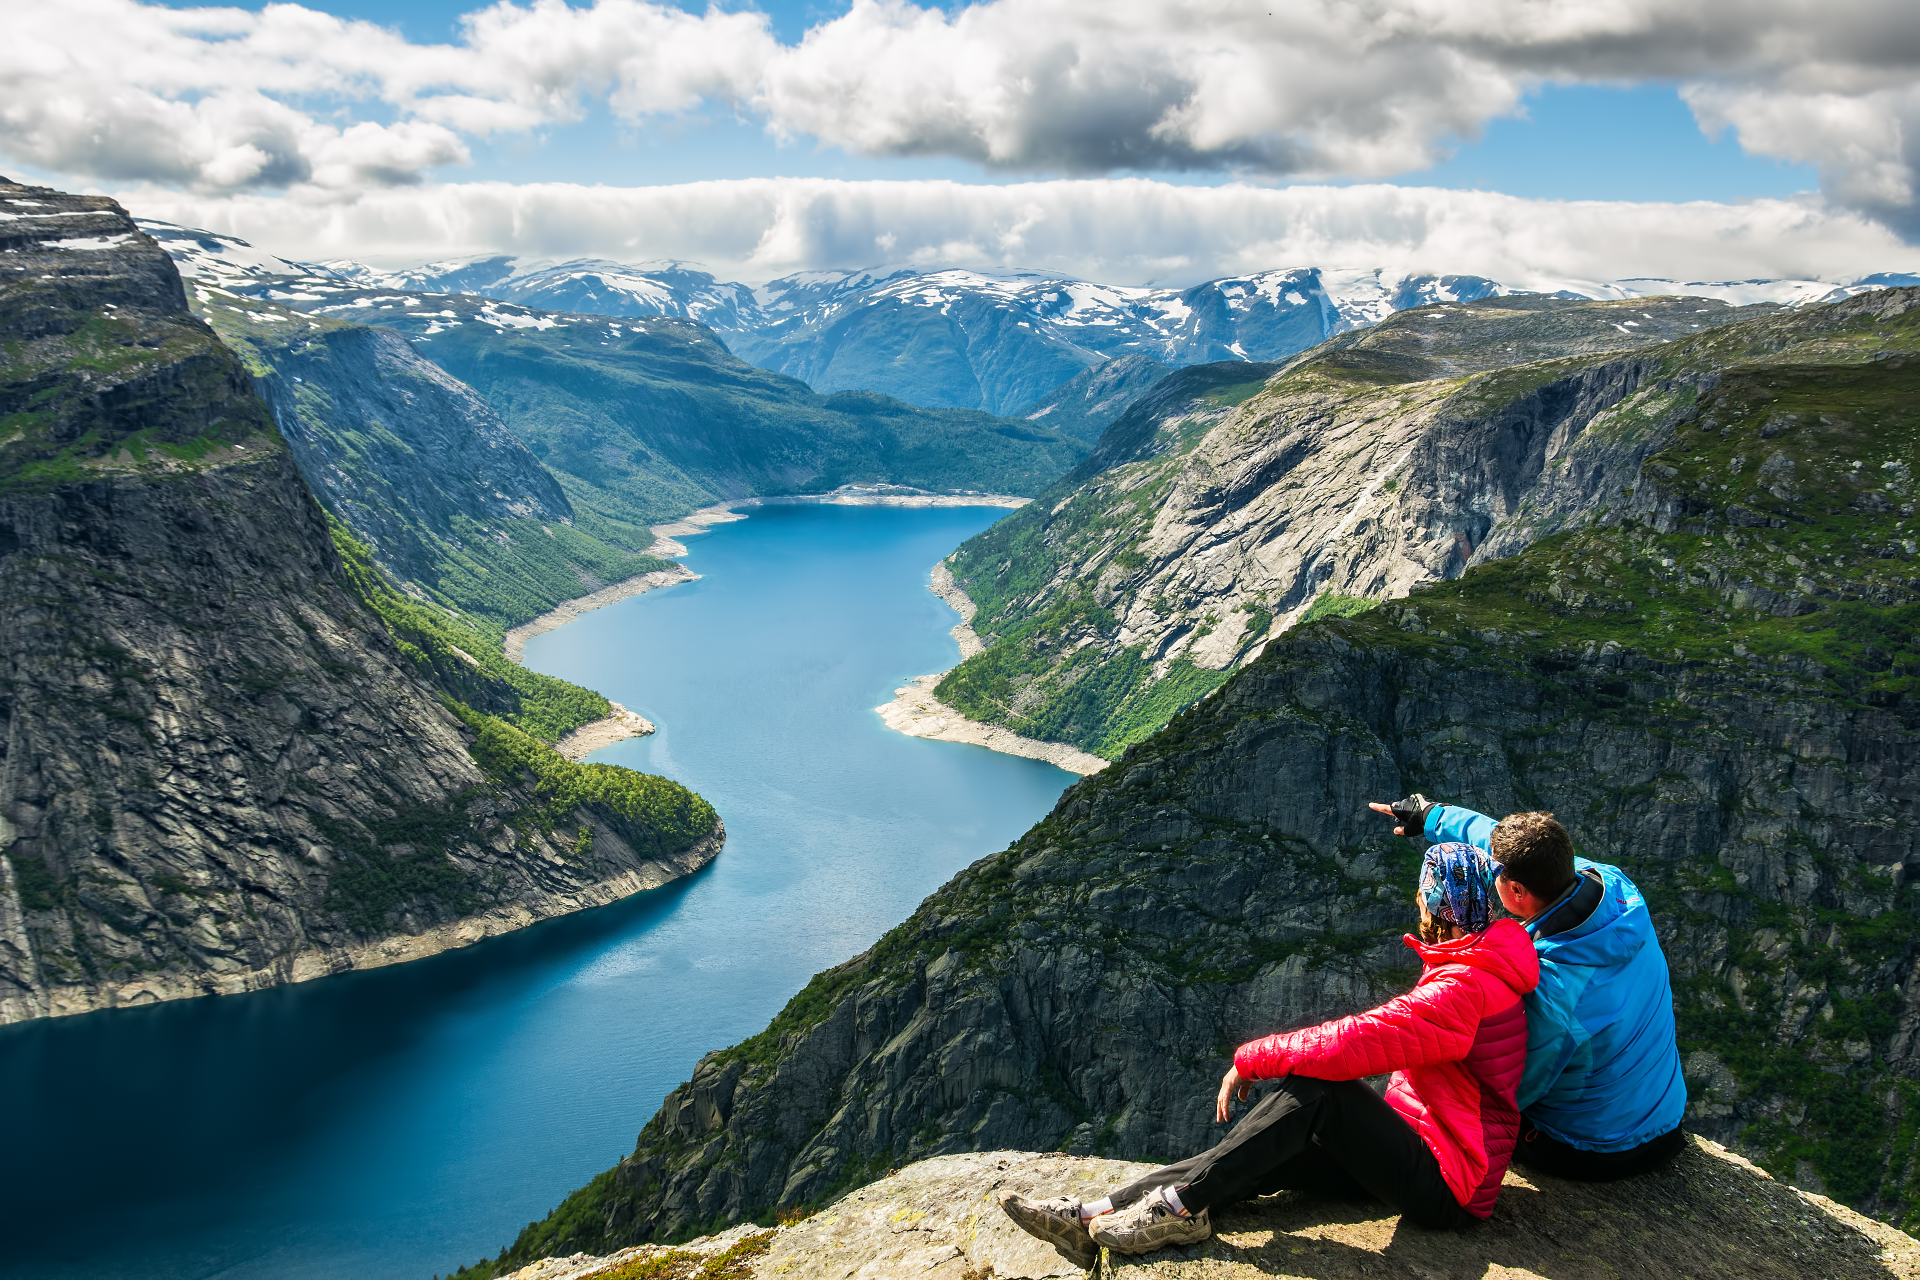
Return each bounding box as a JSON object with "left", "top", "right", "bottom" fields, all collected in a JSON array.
[{"left": 0, "top": 504, "right": 1075, "bottom": 1280}]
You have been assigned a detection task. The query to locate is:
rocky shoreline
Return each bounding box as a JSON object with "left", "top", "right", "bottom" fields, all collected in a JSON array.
[
  {"left": 929, "top": 559, "right": 986, "bottom": 657},
  {"left": 875, "top": 558, "right": 1109, "bottom": 775},
  {"left": 502, "top": 566, "right": 701, "bottom": 665},
  {"left": 877, "top": 675, "right": 1109, "bottom": 775},
  {"left": 505, "top": 488, "right": 1031, "bottom": 665},
  {"left": 20, "top": 824, "right": 723, "bottom": 1022}
]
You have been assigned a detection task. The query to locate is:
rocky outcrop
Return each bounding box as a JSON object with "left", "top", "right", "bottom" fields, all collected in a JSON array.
[
  {"left": 0, "top": 180, "right": 722, "bottom": 1024},
  {"left": 494, "top": 1144, "right": 1920, "bottom": 1280}
]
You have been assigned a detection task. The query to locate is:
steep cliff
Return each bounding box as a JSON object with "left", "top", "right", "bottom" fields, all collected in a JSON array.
[
  {"left": 932, "top": 294, "right": 1823, "bottom": 760},
  {"left": 0, "top": 180, "right": 721, "bottom": 1024},
  {"left": 479, "top": 284, "right": 1920, "bottom": 1261}
]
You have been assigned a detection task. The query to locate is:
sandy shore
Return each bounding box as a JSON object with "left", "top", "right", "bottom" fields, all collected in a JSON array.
[
  {"left": 555, "top": 702, "right": 656, "bottom": 761},
  {"left": 876, "top": 674, "right": 1109, "bottom": 775},
  {"left": 503, "top": 565, "right": 699, "bottom": 665}
]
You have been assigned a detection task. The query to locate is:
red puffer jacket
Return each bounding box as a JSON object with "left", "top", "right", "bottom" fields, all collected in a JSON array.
[{"left": 1232, "top": 918, "right": 1538, "bottom": 1217}]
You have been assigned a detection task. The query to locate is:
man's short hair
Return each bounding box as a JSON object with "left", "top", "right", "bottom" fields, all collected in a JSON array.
[{"left": 1490, "top": 811, "right": 1576, "bottom": 900}]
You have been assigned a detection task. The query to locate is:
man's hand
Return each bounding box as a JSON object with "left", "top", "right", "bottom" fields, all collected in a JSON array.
[
  {"left": 1216, "top": 1065, "right": 1251, "bottom": 1122},
  {"left": 1369, "top": 795, "right": 1435, "bottom": 840}
]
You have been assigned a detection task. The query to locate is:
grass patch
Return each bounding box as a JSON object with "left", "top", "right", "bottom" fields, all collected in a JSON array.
[{"left": 1299, "top": 593, "right": 1381, "bottom": 626}]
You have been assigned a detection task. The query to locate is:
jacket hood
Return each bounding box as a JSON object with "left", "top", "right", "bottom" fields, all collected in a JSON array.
[
  {"left": 1405, "top": 916, "right": 1539, "bottom": 995},
  {"left": 1533, "top": 860, "right": 1652, "bottom": 968}
]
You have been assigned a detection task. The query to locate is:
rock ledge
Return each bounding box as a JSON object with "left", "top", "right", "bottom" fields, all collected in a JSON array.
[{"left": 501, "top": 1142, "right": 1920, "bottom": 1280}]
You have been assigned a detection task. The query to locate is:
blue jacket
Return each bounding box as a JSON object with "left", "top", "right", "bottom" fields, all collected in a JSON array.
[{"left": 1427, "top": 805, "right": 1688, "bottom": 1151}]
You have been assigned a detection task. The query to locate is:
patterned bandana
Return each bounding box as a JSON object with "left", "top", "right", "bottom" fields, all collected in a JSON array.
[{"left": 1418, "top": 842, "right": 1498, "bottom": 935}]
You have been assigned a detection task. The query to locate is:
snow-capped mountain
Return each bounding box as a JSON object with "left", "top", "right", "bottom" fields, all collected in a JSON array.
[
  {"left": 141, "top": 218, "right": 1916, "bottom": 418},
  {"left": 726, "top": 265, "right": 1530, "bottom": 413},
  {"left": 139, "top": 221, "right": 340, "bottom": 288},
  {"left": 316, "top": 253, "right": 762, "bottom": 330}
]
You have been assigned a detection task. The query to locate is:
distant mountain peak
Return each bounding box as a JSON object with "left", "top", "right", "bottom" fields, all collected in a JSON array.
[{"left": 135, "top": 216, "right": 1909, "bottom": 418}]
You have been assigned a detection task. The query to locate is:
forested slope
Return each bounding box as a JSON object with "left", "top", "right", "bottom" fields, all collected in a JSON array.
[{"left": 195, "top": 288, "right": 675, "bottom": 634}]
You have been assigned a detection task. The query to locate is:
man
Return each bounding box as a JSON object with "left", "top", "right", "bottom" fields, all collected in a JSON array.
[{"left": 1370, "top": 796, "right": 1687, "bottom": 1179}]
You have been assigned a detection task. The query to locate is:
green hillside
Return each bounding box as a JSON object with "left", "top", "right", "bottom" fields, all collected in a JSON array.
[
  {"left": 238, "top": 289, "right": 1089, "bottom": 532},
  {"left": 194, "top": 286, "right": 675, "bottom": 634}
]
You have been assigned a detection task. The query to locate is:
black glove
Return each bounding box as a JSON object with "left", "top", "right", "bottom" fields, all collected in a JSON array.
[{"left": 1389, "top": 794, "right": 1437, "bottom": 841}]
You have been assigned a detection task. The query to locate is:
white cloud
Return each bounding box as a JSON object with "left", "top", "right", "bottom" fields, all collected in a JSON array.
[
  {"left": 117, "top": 177, "right": 1919, "bottom": 287},
  {"left": 5, "top": 0, "right": 1920, "bottom": 236}
]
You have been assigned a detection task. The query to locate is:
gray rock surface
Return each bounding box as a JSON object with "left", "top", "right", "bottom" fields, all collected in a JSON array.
[
  {"left": 0, "top": 181, "right": 721, "bottom": 1023},
  {"left": 499, "top": 1143, "right": 1920, "bottom": 1280}
]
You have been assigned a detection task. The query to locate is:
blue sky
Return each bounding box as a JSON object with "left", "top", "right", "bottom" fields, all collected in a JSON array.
[
  {"left": 26, "top": 0, "right": 1911, "bottom": 283},
  {"left": 433, "top": 81, "right": 1821, "bottom": 201},
  {"left": 142, "top": 0, "right": 1818, "bottom": 203}
]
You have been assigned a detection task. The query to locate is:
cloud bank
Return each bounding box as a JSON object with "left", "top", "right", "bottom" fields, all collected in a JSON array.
[
  {"left": 121, "top": 178, "right": 1918, "bottom": 287},
  {"left": 5, "top": 0, "right": 1920, "bottom": 237}
]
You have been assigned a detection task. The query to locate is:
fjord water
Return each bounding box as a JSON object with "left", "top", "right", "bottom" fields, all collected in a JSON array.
[{"left": 0, "top": 504, "right": 1074, "bottom": 1280}]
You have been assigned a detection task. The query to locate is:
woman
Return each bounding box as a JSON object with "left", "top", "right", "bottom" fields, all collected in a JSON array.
[{"left": 1000, "top": 842, "right": 1538, "bottom": 1263}]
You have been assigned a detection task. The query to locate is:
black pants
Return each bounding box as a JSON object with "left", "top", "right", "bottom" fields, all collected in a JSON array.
[
  {"left": 1107, "top": 1076, "right": 1471, "bottom": 1230},
  {"left": 1512, "top": 1118, "right": 1685, "bottom": 1181}
]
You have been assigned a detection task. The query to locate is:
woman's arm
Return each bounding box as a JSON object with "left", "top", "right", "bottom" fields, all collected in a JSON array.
[{"left": 1233, "top": 972, "right": 1482, "bottom": 1082}]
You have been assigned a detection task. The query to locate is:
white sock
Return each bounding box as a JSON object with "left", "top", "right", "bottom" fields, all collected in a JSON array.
[
  {"left": 1161, "top": 1186, "right": 1190, "bottom": 1217},
  {"left": 1079, "top": 1197, "right": 1113, "bottom": 1221}
]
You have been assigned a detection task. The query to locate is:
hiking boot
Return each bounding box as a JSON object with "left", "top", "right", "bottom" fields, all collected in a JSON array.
[
  {"left": 1087, "top": 1187, "right": 1211, "bottom": 1255},
  {"left": 996, "top": 1190, "right": 1097, "bottom": 1269}
]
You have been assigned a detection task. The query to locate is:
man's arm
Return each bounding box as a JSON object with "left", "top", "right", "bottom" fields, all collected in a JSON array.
[
  {"left": 1426, "top": 804, "right": 1499, "bottom": 852},
  {"left": 1515, "top": 962, "right": 1588, "bottom": 1111},
  {"left": 1368, "top": 797, "right": 1499, "bottom": 850}
]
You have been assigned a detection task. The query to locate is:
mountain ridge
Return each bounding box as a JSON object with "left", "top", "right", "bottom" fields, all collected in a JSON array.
[
  {"left": 930, "top": 291, "right": 1840, "bottom": 761},
  {"left": 144, "top": 220, "right": 1913, "bottom": 418}
]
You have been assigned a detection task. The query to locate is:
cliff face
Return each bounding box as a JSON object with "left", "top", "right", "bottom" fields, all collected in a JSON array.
[
  {"left": 930, "top": 294, "right": 1884, "bottom": 760},
  {"left": 0, "top": 181, "right": 721, "bottom": 1024},
  {"left": 484, "top": 285, "right": 1920, "bottom": 1260}
]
